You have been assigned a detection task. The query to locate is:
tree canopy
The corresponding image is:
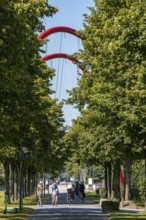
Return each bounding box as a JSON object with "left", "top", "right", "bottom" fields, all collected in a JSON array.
[
  {"left": 65, "top": 0, "right": 146, "bottom": 177},
  {"left": 0, "top": 0, "right": 67, "bottom": 174}
]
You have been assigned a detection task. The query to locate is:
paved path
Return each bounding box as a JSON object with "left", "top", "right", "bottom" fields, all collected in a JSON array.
[{"left": 28, "top": 182, "right": 108, "bottom": 220}]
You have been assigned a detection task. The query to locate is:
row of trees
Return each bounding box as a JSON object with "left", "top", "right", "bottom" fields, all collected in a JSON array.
[
  {"left": 0, "top": 0, "right": 68, "bottom": 204},
  {"left": 64, "top": 0, "right": 146, "bottom": 207},
  {"left": 1, "top": 0, "right": 146, "bottom": 210}
]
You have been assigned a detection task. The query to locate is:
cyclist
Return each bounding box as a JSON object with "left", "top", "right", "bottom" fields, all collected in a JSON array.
[
  {"left": 78, "top": 181, "right": 85, "bottom": 202},
  {"left": 67, "top": 181, "right": 74, "bottom": 204}
]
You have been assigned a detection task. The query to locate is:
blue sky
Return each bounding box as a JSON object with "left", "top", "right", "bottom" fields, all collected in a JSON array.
[{"left": 43, "top": 0, "right": 94, "bottom": 126}]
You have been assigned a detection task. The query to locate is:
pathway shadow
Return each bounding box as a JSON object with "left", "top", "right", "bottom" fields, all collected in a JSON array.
[
  {"left": 29, "top": 207, "right": 107, "bottom": 220},
  {"left": 44, "top": 192, "right": 97, "bottom": 206},
  {"left": 28, "top": 186, "right": 108, "bottom": 220}
]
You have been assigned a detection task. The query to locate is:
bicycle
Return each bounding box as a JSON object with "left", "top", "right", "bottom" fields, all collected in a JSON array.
[
  {"left": 79, "top": 191, "right": 85, "bottom": 202},
  {"left": 67, "top": 189, "right": 74, "bottom": 205}
]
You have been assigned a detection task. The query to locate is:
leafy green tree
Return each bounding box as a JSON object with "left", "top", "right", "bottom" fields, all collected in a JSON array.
[
  {"left": 0, "top": 0, "right": 68, "bottom": 202},
  {"left": 66, "top": 0, "right": 146, "bottom": 201}
]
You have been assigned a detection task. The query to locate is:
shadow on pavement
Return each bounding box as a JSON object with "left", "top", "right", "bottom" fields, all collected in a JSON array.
[
  {"left": 28, "top": 207, "right": 107, "bottom": 220},
  {"left": 28, "top": 184, "right": 108, "bottom": 220}
]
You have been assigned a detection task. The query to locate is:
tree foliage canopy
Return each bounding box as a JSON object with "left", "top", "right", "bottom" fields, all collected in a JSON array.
[
  {"left": 0, "top": 0, "right": 67, "bottom": 174},
  {"left": 65, "top": 0, "right": 146, "bottom": 172}
]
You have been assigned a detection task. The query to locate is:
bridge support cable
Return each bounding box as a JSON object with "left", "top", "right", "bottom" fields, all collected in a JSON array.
[
  {"left": 55, "top": 33, "right": 63, "bottom": 98},
  {"left": 58, "top": 58, "right": 65, "bottom": 101}
]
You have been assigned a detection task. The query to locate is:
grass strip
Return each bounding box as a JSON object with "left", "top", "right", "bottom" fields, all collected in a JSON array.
[
  {"left": 0, "top": 207, "right": 33, "bottom": 220},
  {"left": 85, "top": 191, "right": 100, "bottom": 204},
  {"left": 85, "top": 191, "right": 146, "bottom": 219},
  {"left": 0, "top": 192, "right": 50, "bottom": 219},
  {"left": 107, "top": 210, "right": 146, "bottom": 219}
]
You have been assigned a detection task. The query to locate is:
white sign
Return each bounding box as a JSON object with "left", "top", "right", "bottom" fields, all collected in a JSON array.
[{"left": 88, "top": 178, "right": 93, "bottom": 185}]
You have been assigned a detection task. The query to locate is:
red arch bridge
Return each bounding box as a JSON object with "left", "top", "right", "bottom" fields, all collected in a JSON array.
[{"left": 38, "top": 26, "right": 85, "bottom": 71}]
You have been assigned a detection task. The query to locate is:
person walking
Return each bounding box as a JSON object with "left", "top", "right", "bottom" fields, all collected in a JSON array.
[
  {"left": 52, "top": 182, "right": 59, "bottom": 206},
  {"left": 37, "top": 182, "right": 44, "bottom": 207}
]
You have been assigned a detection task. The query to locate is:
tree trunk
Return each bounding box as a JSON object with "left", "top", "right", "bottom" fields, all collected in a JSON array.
[
  {"left": 32, "top": 170, "right": 36, "bottom": 195},
  {"left": 3, "top": 160, "right": 10, "bottom": 203},
  {"left": 144, "top": 150, "right": 146, "bottom": 211},
  {"left": 104, "top": 164, "right": 108, "bottom": 198},
  {"left": 43, "top": 174, "right": 46, "bottom": 197},
  {"left": 19, "top": 154, "right": 23, "bottom": 210},
  {"left": 112, "top": 163, "right": 120, "bottom": 200},
  {"left": 124, "top": 155, "right": 131, "bottom": 201},
  {"left": 10, "top": 164, "right": 14, "bottom": 201},
  {"left": 15, "top": 165, "right": 19, "bottom": 200},
  {"left": 31, "top": 170, "right": 33, "bottom": 195},
  {"left": 107, "top": 163, "right": 112, "bottom": 198},
  {"left": 23, "top": 166, "right": 27, "bottom": 197},
  {"left": 27, "top": 169, "right": 31, "bottom": 196}
]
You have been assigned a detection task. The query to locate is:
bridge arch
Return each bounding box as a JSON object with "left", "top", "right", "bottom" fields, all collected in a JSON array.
[
  {"left": 38, "top": 26, "right": 85, "bottom": 40},
  {"left": 41, "top": 52, "right": 86, "bottom": 72},
  {"left": 38, "top": 26, "right": 86, "bottom": 72}
]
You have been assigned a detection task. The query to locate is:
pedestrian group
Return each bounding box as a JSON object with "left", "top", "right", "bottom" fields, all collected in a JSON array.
[{"left": 37, "top": 179, "right": 86, "bottom": 207}]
